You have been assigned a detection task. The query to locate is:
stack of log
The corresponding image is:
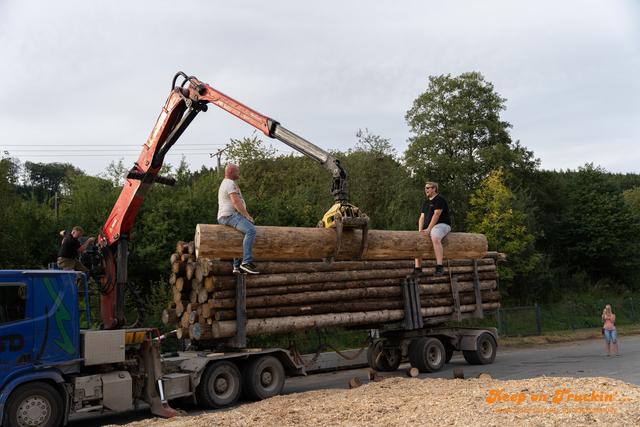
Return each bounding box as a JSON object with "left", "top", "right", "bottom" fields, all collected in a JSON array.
[{"left": 163, "top": 239, "right": 503, "bottom": 342}]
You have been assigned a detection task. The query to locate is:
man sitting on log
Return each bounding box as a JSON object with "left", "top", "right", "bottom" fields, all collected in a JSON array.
[
  {"left": 407, "top": 182, "right": 451, "bottom": 279},
  {"left": 217, "top": 164, "right": 259, "bottom": 275}
]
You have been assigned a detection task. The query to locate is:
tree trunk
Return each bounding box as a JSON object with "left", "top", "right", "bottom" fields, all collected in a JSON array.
[
  {"left": 203, "top": 264, "right": 496, "bottom": 292},
  {"left": 207, "top": 280, "right": 497, "bottom": 309},
  {"left": 197, "top": 257, "right": 496, "bottom": 277},
  {"left": 214, "top": 290, "right": 501, "bottom": 320},
  {"left": 195, "top": 225, "right": 487, "bottom": 260},
  {"left": 210, "top": 302, "right": 500, "bottom": 338},
  {"left": 162, "top": 309, "right": 178, "bottom": 324}
]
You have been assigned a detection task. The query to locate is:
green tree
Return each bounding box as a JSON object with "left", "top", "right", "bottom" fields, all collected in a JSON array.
[
  {"left": 404, "top": 72, "right": 538, "bottom": 229},
  {"left": 558, "top": 164, "right": 640, "bottom": 285},
  {"left": 337, "top": 129, "right": 420, "bottom": 230},
  {"left": 623, "top": 186, "right": 640, "bottom": 219},
  {"left": 466, "top": 169, "right": 540, "bottom": 292},
  {"left": 21, "top": 161, "right": 84, "bottom": 202}
]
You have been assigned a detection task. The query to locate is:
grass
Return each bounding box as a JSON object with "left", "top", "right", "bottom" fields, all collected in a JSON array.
[{"left": 497, "top": 324, "right": 640, "bottom": 348}]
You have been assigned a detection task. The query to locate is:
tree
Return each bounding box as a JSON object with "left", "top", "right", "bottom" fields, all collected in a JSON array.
[
  {"left": 404, "top": 72, "right": 538, "bottom": 229},
  {"left": 21, "top": 161, "right": 84, "bottom": 202},
  {"left": 336, "top": 129, "right": 420, "bottom": 230},
  {"left": 466, "top": 169, "right": 540, "bottom": 292},
  {"left": 623, "top": 186, "right": 640, "bottom": 219},
  {"left": 558, "top": 164, "right": 640, "bottom": 285}
]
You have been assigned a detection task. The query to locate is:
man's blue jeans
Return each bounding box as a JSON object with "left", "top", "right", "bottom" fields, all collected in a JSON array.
[{"left": 218, "top": 212, "right": 257, "bottom": 267}]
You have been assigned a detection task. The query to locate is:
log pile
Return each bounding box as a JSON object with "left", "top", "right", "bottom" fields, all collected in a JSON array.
[{"left": 164, "top": 239, "right": 503, "bottom": 341}]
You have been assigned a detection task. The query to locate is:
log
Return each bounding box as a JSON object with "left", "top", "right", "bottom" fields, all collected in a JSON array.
[
  {"left": 175, "top": 301, "right": 189, "bottom": 317},
  {"left": 172, "top": 261, "right": 186, "bottom": 275},
  {"left": 453, "top": 369, "right": 464, "bottom": 379},
  {"left": 187, "top": 303, "right": 202, "bottom": 312},
  {"left": 188, "top": 241, "right": 196, "bottom": 255},
  {"left": 190, "top": 322, "right": 213, "bottom": 340},
  {"left": 196, "top": 257, "right": 495, "bottom": 277},
  {"left": 170, "top": 253, "right": 181, "bottom": 265},
  {"left": 210, "top": 302, "right": 501, "bottom": 338},
  {"left": 207, "top": 280, "right": 497, "bottom": 309},
  {"left": 163, "top": 331, "right": 178, "bottom": 340},
  {"left": 198, "top": 288, "right": 209, "bottom": 304},
  {"left": 211, "top": 271, "right": 498, "bottom": 298},
  {"left": 406, "top": 367, "right": 419, "bottom": 377},
  {"left": 176, "top": 277, "right": 191, "bottom": 292},
  {"left": 203, "top": 264, "right": 496, "bottom": 292},
  {"left": 181, "top": 254, "right": 196, "bottom": 263},
  {"left": 176, "top": 328, "right": 189, "bottom": 339},
  {"left": 213, "top": 290, "right": 501, "bottom": 320},
  {"left": 188, "top": 311, "right": 197, "bottom": 324},
  {"left": 195, "top": 263, "right": 205, "bottom": 283},
  {"left": 367, "top": 370, "right": 377, "bottom": 380},
  {"left": 169, "top": 273, "right": 178, "bottom": 286},
  {"left": 162, "top": 309, "right": 178, "bottom": 324},
  {"left": 167, "top": 301, "right": 176, "bottom": 309},
  {"left": 195, "top": 225, "right": 487, "bottom": 260},
  {"left": 186, "top": 262, "right": 197, "bottom": 280},
  {"left": 173, "top": 290, "right": 191, "bottom": 304},
  {"left": 348, "top": 377, "right": 363, "bottom": 389},
  {"left": 176, "top": 241, "right": 189, "bottom": 255}
]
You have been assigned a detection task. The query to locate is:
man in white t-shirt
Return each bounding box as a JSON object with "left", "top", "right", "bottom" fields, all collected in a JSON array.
[{"left": 217, "top": 164, "right": 259, "bottom": 275}]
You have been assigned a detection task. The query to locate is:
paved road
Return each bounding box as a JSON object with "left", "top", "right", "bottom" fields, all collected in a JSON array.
[{"left": 69, "top": 335, "right": 639, "bottom": 426}]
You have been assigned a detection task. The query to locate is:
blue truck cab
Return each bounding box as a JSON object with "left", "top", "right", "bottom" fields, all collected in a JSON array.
[{"left": 0, "top": 270, "right": 84, "bottom": 427}]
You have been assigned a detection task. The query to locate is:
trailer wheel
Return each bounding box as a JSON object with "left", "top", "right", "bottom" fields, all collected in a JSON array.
[
  {"left": 409, "top": 338, "right": 445, "bottom": 373},
  {"left": 368, "top": 340, "right": 401, "bottom": 372},
  {"left": 3, "top": 382, "right": 63, "bottom": 427},
  {"left": 196, "top": 361, "right": 242, "bottom": 409},
  {"left": 243, "top": 355, "right": 285, "bottom": 401},
  {"left": 463, "top": 333, "right": 497, "bottom": 365}
]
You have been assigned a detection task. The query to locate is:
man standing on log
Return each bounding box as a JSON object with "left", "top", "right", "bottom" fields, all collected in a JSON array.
[
  {"left": 407, "top": 182, "right": 451, "bottom": 279},
  {"left": 217, "top": 164, "right": 259, "bottom": 275}
]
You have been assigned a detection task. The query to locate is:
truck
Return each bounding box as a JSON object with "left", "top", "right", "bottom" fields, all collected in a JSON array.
[{"left": 0, "top": 72, "right": 498, "bottom": 427}]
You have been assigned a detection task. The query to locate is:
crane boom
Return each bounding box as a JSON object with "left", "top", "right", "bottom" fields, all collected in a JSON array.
[{"left": 95, "top": 72, "right": 365, "bottom": 329}]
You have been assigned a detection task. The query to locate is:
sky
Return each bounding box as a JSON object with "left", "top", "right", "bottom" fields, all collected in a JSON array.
[{"left": 1, "top": 0, "right": 639, "bottom": 178}]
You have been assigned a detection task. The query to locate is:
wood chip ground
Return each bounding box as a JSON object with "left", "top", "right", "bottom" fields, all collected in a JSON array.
[{"left": 105, "top": 376, "right": 640, "bottom": 426}]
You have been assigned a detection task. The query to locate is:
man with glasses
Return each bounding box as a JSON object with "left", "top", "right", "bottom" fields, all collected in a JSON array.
[{"left": 407, "top": 182, "right": 451, "bottom": 279}]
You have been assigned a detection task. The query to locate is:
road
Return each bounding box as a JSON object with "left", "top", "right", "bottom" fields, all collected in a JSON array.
[{"left": 69, "top": 335, "right": 640, "bottom": 426}]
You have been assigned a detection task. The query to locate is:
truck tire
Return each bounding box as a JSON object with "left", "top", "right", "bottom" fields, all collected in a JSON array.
[
  {"left": 3, "top": 382, "right": 63, "bottom": 427},
  {"left": 368, "top": 340, "right": 401, "bottom": 372},
  {"left": 445, "top": 348, "right": 454, "bottom": 364},
  {"left": 463, "top": 333, "right": 497, "bottom": 365},
  {"left": 243, "top": 355, "right": 285, "bottom": 401},
  {"left": 196, "top": 361, "right": 242, "bottom": 409},
  {"left": 408, "top": 338, "right": 445, "bottom": 373}
]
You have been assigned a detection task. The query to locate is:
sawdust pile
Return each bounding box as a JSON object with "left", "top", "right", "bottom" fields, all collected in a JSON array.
[{"left": 106, "top": 376, "right": 640, "bottom": 427}]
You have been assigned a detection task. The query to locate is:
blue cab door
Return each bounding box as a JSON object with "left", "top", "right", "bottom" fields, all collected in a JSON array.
[
  {"left": 31, "top": 273, "right": 80, "bottom": 367},
  {"left": 0, "top": 275, "right": 33, "bottom": 386}
]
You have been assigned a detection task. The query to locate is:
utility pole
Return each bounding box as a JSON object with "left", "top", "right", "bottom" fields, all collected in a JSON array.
[
  {"left": 55, "top": 192, "right": 60, "bottom": 218},
  {"left": 210, "top": 145, "right": 229, "bottom": 175}
]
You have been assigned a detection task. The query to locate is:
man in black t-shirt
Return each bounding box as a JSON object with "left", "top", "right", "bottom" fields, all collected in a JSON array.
[
  {"left": 57, "top": 226, "right": 95, "bottom": 274},
  {"left": 407, "top": 182, "right": 451, "bottom": 278}
]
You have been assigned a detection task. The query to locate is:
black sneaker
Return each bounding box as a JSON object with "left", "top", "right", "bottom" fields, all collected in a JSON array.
[
  {"left": 240, "top": 262, "right": 259, "bottom": 274},
  {"left": 434, "top": 265, "right": 445, "bottom": 277},
  {"left": 406, "top": 268, "right": 423, "bottom": 279},
  {"left": 233, "top": 266, "right": 242, "bottom": 275}
]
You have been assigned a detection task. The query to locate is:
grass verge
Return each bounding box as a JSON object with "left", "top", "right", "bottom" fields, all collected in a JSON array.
[{"left": 498, "top": 324, "right": 640, "bottom": 348}]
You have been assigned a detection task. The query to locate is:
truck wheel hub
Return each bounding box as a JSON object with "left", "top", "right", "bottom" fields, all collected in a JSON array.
[
  {"left": 261, "top": 371, "right": 272, "bottom": 385},
  {"left": 18, "top": 397, "right": 50, "bottom": 426},
  {"left": 215, "top": 378, "right": 228, "bottom": 393}
]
